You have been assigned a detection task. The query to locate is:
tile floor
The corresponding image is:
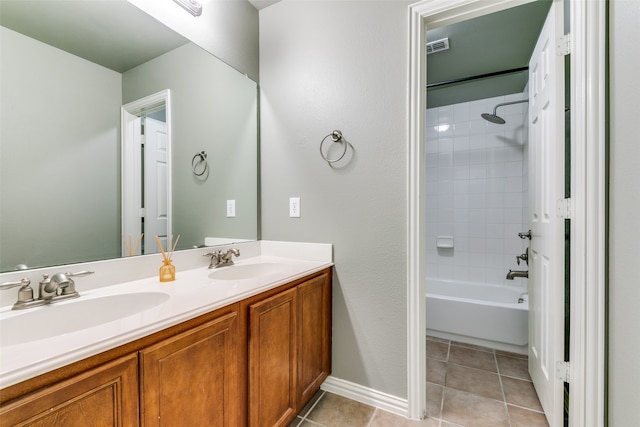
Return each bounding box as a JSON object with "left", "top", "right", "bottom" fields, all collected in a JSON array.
[{"left": 289, "top": 337, "right": 549, "bottom": 427}]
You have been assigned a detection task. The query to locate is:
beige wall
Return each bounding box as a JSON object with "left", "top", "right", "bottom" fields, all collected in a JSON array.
[
  {"left": 0, "top": 27, "right": 122, "bottom": 271},
  {"left": 122, "top": 43, "right": 258, "bottom": 249},
  {"left": 608, "top": 1, "right": 640, "bottom": 425},
  {"left": 260, "top": 1, "right": 411, "bottom": 398}
]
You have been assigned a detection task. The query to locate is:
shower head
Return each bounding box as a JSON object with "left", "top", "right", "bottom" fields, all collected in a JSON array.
[
  {"left": 481, "top": 112, "right": 506, "bottom": 124},
  {"left": 480, "top": 98, "right": 529, "bottom": 124}
]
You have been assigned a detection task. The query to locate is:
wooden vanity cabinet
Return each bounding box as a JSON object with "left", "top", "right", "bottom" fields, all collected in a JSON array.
[
  {"left": 0, "top": 354, "right": 138, "bottom": 426},
  {"left": 296, "top": 273, "right": 332, "bottom": 405},
  {"left": 246, "top": 270, "right": 332, "bottom": 427},
  {"left": 0, "top": 268, "right": 331, "bottom": 427},
  {"left": 139, "top": 311, "right": 240, "bottom": 427}
]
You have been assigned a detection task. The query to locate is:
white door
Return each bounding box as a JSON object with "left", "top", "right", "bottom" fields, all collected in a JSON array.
[
  {"left": 143, "top": 117, "right": 169, "bottom": 253},
  {"left": 528, "top": 1, "right": 565, "bottom": 425}
]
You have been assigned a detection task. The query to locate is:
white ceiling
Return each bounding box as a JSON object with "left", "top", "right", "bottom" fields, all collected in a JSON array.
[
  {"left": 247, "top": 0, "right": 281, "bottom": 11},
  {"left": 0, "top": 0, "right": 188, "bottom": 73}
]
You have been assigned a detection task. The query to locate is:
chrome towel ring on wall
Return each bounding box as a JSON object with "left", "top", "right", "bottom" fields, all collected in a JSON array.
[
  {"left": 319, "top": 130, "right": 348, "bottom": 164},
  {"left": 192, "top": 151, "right": 209, "bottom": 177}
]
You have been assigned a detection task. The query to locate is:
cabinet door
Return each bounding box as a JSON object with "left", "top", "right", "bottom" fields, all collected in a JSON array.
[
  {"left": 140, "top": 311, "right": 239, "bottom": 427},
  {"left": 0, "top": 354, "right": 138, "bottom": 426},
  {"left": 297, "top": 272, "right": 331, "bottom": 406},
  {"left": 248, "top": 287, "right": 297, "bottom": 427}
]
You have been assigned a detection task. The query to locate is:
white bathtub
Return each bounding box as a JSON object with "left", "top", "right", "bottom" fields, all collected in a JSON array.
[{"left": 426, "top": 278, "right": 529, "bottom": 354}]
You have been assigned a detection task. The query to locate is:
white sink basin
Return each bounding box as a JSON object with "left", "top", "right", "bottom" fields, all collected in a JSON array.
[
  {"left": 208, "top": 263, "right": 285, "bottom": 281},
  {"left": 0, "top": 292, "right": 170, "bottom": 347}
]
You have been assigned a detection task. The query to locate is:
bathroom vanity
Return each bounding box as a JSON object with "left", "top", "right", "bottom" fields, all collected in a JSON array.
[{"left": 0, "top": 245, "right": 332, "bottom": 427}]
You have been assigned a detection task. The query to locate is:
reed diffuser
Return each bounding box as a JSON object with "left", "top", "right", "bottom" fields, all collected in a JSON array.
[{"left": 155, "top": 234, "right": 180, "bottom": 282}]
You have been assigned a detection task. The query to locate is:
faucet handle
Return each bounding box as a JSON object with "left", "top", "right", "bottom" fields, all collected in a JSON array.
[
  {"left": 203, "top": 251, "right": 219, "bottom": 259},
  {"left": 65, "top": 270, "right": 94, "bottom": 278},
  {"left": 0, "top": 278, "right": 31, "bottom": 291},
  {"left": 518, "top": 230, "right": 532, "bottom": 240}
]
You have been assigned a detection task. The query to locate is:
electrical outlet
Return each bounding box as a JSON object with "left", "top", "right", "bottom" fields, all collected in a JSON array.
[
  {"left": 289, "top": 197, "right": 300, "bottom": 218},
  {"left": 227, "top": 200, "right": 236, "bottom": 217}
]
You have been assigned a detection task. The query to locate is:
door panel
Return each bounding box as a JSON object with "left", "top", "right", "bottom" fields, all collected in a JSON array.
[
  {"left": 528, "top": 1, "right": 565, "bottom": 425},
  {"left": 143, "top": 117, "right": 168, "bottom": 253}
]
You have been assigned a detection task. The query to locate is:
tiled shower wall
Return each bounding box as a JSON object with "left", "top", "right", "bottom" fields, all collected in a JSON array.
[{"left": 426, "top": 93, "right": 529, "bottom": 287}]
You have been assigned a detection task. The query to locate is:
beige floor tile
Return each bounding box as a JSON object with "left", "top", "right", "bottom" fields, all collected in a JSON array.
[
  {"left": 495, "top": 349, "right": 528, "bottom": 360},
  {"left": 427, "top": 335, "right": 450, "bottom": 343},
  {"left": 427, "top": 357, "right": 447, "bottom": 385},
  {"left": 507, "top": 405, "right": 549, "bottom": 427},
  {"left": 427, "top": 382, "right": 443, "bottom": 419},
  {"left": 298, "top": 420, "right": 326, "bottom": 426},
  {"left": 497, "top": 355, "right": 531, "bottom": 380},
  {"left": 370, "top": 409, "right": 439, "bottom": 426},
  {"left": 288, "top": 416, "right": 304, "bottom": 426},
  {"left": 298, "top": 390, "right": 325, "bottom": 418},
  {"left": 427, "top": 340, "right": 450, "bottom": 361},
  {"left": 501, "top": 377, "right": 543, "bottom": 412},
  {"left": 441, "top": 387, "right": 509, "bottom": 427},
  {"left": 306, "top": 392, "right": 375, "bottom": 427},
  {"left": 451, "top": 341, "right": 494, "bottom": 352},
  {"left": 445, "top": 364, "right": 503, "bottom": 400},
  {"left": 448, "top": 345, "right": 497, "bottom": 372}
]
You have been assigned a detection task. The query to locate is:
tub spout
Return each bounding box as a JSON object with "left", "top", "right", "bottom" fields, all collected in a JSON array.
[{"left": 506, "top": 269, "right": 528, "bottom": 280}]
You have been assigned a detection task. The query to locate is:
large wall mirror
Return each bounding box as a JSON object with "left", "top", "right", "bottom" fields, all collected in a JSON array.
[{"left": 0, "top": 0, "right": 258, "bottom": 272}]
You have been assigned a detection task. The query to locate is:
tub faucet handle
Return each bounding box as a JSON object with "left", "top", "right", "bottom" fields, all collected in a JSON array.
[
  {"left": 518, "top": 230, "right": 532, "bottom": 240},
  {"left": 516, "top": 248, "right": 529, "bottom": 266}
]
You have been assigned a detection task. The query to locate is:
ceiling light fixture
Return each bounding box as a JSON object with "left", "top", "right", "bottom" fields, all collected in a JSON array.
[{"left": 173, "top": 0, "right": 202, "bottom": 17}]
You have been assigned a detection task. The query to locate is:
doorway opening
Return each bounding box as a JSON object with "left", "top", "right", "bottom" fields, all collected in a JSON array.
[
  {"left": 407, "top": 0, "right": 606, "bottom": 424},
  {"left": 423, "top": 1, "right": 562, "bottom": 425},
  {"left": 121, "top": 90, "right": 172, "bottom": 257}
]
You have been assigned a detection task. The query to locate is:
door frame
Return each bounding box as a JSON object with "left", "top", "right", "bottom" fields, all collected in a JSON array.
[
  {"left": 406, "top": 0, "right": 607, "bottom": 424},
  {"left": 121, "top": 90, "right": 172, "bottom": 256}
]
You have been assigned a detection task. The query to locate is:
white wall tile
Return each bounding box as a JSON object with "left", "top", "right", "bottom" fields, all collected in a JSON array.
[{"left": 426, "top": 93, "right": 528, "bottom": 286}]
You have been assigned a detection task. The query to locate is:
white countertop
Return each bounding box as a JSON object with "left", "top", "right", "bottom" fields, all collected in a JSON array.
[{"left": 0, "top": 242, "right": 332, "bottom": 390}]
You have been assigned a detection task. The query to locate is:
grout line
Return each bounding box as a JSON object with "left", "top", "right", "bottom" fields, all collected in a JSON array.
[
  {"left": 506, "top": 402, "right": 547, "bottom": 414},
  {"left": 298, "top": 390, "right": 326, "bottom": 424},
  {"left": 494, "top": 349, "right": 514, "bottom": 427},
  {"left": 365, "top": 408, "right": 378, "bottom": 427}
]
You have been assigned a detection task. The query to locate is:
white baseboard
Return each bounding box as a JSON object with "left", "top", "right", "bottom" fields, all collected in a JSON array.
[{"left": 320, "top": 376, "right": 409, "bottom": 417}]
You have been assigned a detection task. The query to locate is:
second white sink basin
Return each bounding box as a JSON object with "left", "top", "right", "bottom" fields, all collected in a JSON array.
[
  {"left": 208, "top": 263, "right": 285, "bottom": 281},
  {"left": 0, "top": 292, "right": 170, "bottom": 347}
]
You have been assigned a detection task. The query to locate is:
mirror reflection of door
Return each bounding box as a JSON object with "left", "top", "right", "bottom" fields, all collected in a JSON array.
[
  {"left": 121, "top": 90, "right": 172, "bottom": 256},
  {"left": 143, "top": 114, "right": 168, "bottom": 254}
]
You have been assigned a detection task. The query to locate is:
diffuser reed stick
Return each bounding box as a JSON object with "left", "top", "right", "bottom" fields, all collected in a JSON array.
[
  {"left": 155, "top": 236, "right": 168, "bottom": 261},
  {"left": 123, "top": 233, "right": 144, "bottom": 256},
  {"left": 155, "top": 234, "right": 180, "bottom": 282}
]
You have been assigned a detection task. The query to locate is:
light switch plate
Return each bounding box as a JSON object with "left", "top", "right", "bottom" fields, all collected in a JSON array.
[
  {"left": 289, "top": 197, "right": 300, "bottom": 218},
  {"left": 227, "top": 200, "right": 236, "bottom": 217}
]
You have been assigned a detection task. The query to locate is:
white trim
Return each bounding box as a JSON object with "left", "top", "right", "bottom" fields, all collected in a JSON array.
[
  {"left": 321, "top": 376, "right": 408, "bottom": 417},
  {"left": 121, "top": 90, "right": 172, "bottom": 256},
  {"left": 568, "top": 1, "right": 607, "bottom": 426},
  {"left": 407, "top": 0, "right": 606, "bottom": 425},
  {"left": 406, "top": 2, "right": 427, "bottom": 419}
]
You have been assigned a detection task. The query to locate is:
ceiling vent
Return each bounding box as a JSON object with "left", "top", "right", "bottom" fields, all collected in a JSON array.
[{"left": 426, "top": 38, "right": 450, "bottom": 55}]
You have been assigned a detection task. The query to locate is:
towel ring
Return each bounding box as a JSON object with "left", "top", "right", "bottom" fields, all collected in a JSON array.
[
  {"left": 192, "top": 151, "right": 208, "bottom": 176},
  {"left": 319, "top": 130, "right": 348, "bottom": 164}
]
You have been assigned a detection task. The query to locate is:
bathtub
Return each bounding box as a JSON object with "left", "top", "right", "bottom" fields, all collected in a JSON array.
[{"left": 426, "top": 278, "right": 529, "bottom": 354}]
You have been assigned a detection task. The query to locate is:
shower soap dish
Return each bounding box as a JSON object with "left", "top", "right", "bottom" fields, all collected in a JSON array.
[{"left": 436, "top": 236, "right": 454, "bottom": 249}]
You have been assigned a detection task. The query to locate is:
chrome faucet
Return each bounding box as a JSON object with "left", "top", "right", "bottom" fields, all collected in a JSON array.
[
  {"left": 506, "top": 269, "right": 528, "bottom": 280},
  {"left": 203, "top": 248, "right": 240, "bottom": 269},
  {"left": 0, "top": 271, "right": 93, "bottom": 310}
]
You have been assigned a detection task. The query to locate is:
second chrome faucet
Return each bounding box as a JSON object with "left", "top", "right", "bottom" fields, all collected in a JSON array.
[{"left": 204, "top": 248, "right": 240, "bottom": 269}]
